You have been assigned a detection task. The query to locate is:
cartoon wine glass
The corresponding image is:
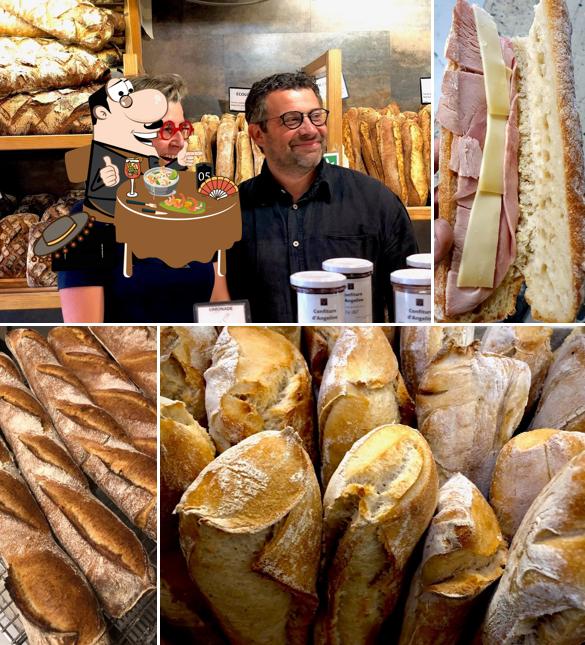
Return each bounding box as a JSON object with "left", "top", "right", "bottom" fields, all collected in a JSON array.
[{"left": 124, "top": 158, "right": 141, "bottom": 197}]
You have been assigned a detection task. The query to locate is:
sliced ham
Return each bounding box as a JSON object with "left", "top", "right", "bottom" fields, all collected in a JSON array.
[
  {"left": 449, "top": 135, "right": 483, "bottom": 178},
  {"left": 453, "top": 175, "right": 478, "bottom": 209},
  {"left": 437, "top": 70, "right": 487, "bottom": 137},
  {"left": 445, "top": 0, "right": 482, "bottom": 73}
]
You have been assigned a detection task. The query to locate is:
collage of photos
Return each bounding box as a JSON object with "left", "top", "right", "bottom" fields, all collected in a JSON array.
[{"left": 0, "top": 0, "right": 584, "bottom": 644}]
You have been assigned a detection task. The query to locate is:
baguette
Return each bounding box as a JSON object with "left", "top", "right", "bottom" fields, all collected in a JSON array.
[
  {"left": 302, "top": 326, "right": 343, "bottom": 391},
  {"left": 317, "top": 424, "right": 438, "bottom": 644},
  {"left": 377, "top": 114, "right": 408, "bottom": 203},
  {"left": 0, "top": 0, "right": 114, "bottom": 51},
  {"left": 0, "top": 8, "right": 45, "bottom": 36},
  {"left": 482, "top": 450, "right": 585, "bottom": 644},
  {"left": 416, "top": 343, "right": 530, "bottom": 496},
  {"left": 399, "top": 325, "right": 474, "bottom": 398},
  {"left": 215, "top": 115, "right": 237, "bottom": 180},
  {"left": 480, "top": 325, "right": 553, "bottom": 412},
  {"left": 490, "top": 428, "right": 585, "bottom": 542},
  {"left": 0, "top": 353, "right": 155, "bottom": 618},
  {"left": 6, "top": 329, "right": 157, "bottom": 541},
  {"left": 401, "top": 117, "right": 428, "bottom": 206},
  {"left": 160, "top": 325, "right": 218, "bottom": 426},
  {"left": 435, "top": 0, "right": 585, "bottom": 323},
  {"left": 0, "top": 435, "right": 109, "bottom": 644},
  {"left": 0, "top": 37, "right": 109, "bottom": 98},
  {"left": 202, "top": 113, "right": 220, "bottom": 163},
  {"left": 358, "top": 108, "right": 383, "bottom": 181},
  {"left": 235, "top": 130, "right": 254, "bottom": 185},
  {"left": 317, "top": 326, "right": 414, "bottom": 486},
  {"left": 89, "top": 326, "right": 157, "bottom": 401},
  {"left": 530, "top": 328, "right": 585, "bottom": 432},
  {"left": 342, "top": 107, "right": 366, "bottom": 173},
  {"left": 177, "top": 428, "right": 321, "bottom": 645},
  {"left": 47, "top": 326, "right": 157, "bottom": 457},
  {"left": 204, "top": 326, "right": 315, "bottom": 460},
  {"left": 419, "top": 104, "right": 432, "bottom": 188},
  {"left": 187, "top": 122, "right": 209, "bottom": 169},
  {"left": 399, "top": 474, "right": 507, "bottom": 645},
  {"left": 251, "top": 138, "right": 265, "bottom": 176}
]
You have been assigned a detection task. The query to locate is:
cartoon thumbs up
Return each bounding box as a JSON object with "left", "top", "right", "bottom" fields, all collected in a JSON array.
[{"left": 100, "top": 155, "right": 120, "bottom": 187}]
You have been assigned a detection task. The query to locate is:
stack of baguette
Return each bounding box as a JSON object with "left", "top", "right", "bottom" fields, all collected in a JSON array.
[
  {"left": 0, "top": 0, "right": 127, "bottom": 135},
  {"left": 0, "top": 325, "right": 158, "bottom": 643},
  {"left": 343, "top": 103, "right": 431, "bottom": 206},
  {"left": 187, "top": 112, "right": 263, "bottom": 184},
  {"left": 160, "top": 323, "right": 585, "bottom": 645}
]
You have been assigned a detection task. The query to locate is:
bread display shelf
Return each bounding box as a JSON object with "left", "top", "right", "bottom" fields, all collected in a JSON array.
[
  {"left": 408, "top": 206, "right": 430, "bottom": 221},
  {"left": 0, "top": 0, "right": 142, "bottom": 151},
  {"left": 0, "top": 280, "right": 60, "bottom": 310}
]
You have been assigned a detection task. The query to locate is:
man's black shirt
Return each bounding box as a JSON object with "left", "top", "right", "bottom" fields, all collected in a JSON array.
[{"left": 226, "top": 160, "right": 418, "bottom": 322}]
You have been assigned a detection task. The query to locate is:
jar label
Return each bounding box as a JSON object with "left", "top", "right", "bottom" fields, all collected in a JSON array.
[
  {"left": 393, "top": 290, "right": 431, "bottom": 323},
  {"left": 344, "top": 276, "right": 372, "bottom": 323},
  {"left": 296, "top": 292, "right": 345, "bottom": 323}
]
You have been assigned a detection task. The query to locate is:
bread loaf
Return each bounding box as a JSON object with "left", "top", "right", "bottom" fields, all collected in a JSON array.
[
  {"left": 419, "top": 104, "right": 432, "bottom": 188},
  {"left": 489, "top": 428, "right": 585, "bottom": 542},
  {"left": 6, "top": 329, "right": 157, "bottom": 541},
  {"left": 187, "top": 122, "right": 209, "bottom": 169},
  {"left": 342, "top": 107, "right": 366, "bottom": 173},
  {"left": 317, "top": 326, "right": 414, "bottom": 486},
  {"left": 0, "top": 435, "right": 109, "bottom": 644},
  {"left": 0, "top": 83, "right": 98, "bottom": 135},
  {"left": 416, "top": 343, "right": 530, "bottom": 495},
  {"left": 302, "top": 326, "right": 343, "bottom": 390},
  {"left": 160, "top": 325, "right": 218, "bottom": 426},
  {"left": 402, "top": 117, "right": 428, "bottom": 206},
  {"left": 317, "top": 424, "right": 438, "bottom": 644},
  {"left": 215, "top": 115, "right": 237, "bottom": 180},
  {"left": 0, "top": 213, "right": 37, "bottom": 277},
  {"left": 480, "top": 325, "right": 553, "bottom": 411},
  {"left": 530, "top": 328, "right": 585, "bottom": 432},
  {"left": 0, "top": 353, "right": 155, "bottom": 618},
  {"left": 235, "top": 131, "right": 254, "bottom": 185},
  {"left": 358, "top": 108, "right": 383, "bottom": 181},
  {"left": 377, "top": 114, "right": 408, "bottom": 203},
  {"left": 160, "top": 397, "right": 215, "bottom": 548},
  {"left": 15, "top": 193, "right": 56, "bottom": 215},
  {"left": 202, "top": 113, "right": 220, "bottom": 163},
  {"left": 399, "top": 474, "right": 507, "bottom": 645},
  {"left": 258, "top": 326, "right": 301, "bottom": 348},
  {"left": 0, "top": 37, "right": 109, "bottom": 98},
  {"left": 0, "top": 8, "right": 45, "bottom": 36},
  {"left": 47, "top": 326, "right": 157, "bottom": 457},
  {"left": 482, "top": 450, "right": 585, "bottom": 644},
  {"left": 400, "top": 326, "right": 474, "bottom": 397},
  {"left": 0, "top": 0, "right": 114, "bottom": 51},
  {"left": 251, "top": 138, "right": 265, "bottom": 176},
  {"left": 204, "top": 326, "right": 315, "bottom": 460},
  {"left": 89, "top": 326, "right": 157, "bottom": 401},
  {"left": 177, "top": 428, "right": 321, "bottom": 645}
]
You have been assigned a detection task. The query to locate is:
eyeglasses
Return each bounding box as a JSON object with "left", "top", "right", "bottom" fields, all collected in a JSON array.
[
  {"left": 262, "top": 108, "right": 330, "bottom": 130},
  {"left": 159, "top": 120, "right": 194, "bottom": 140}
]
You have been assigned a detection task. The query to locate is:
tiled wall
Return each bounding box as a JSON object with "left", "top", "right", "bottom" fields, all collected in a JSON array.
[{"left": 143, "top": 0, "right": 431, "bottom": 116}]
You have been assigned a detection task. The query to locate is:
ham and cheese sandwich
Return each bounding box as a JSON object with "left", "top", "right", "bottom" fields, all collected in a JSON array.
[{"left": 435, "top": 0, "right": 585, "bottom": 322}]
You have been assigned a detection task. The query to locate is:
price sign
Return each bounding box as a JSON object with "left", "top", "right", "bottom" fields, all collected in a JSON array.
[{"left": 229, "top": 87, "right": 251, "bottom": 112}]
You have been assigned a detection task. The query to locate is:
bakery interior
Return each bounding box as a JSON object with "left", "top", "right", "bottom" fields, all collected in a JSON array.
[
  {"left": 161, "top": 324, "right": 585, "bottom": 644},
  {"left": 0, "top": 0, "right": 431, "bottom": 323},
  {"left": 0, "top": 325, "right": 156, "bottom": 645}
]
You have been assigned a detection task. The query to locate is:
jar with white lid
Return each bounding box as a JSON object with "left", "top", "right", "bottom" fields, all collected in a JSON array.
[
  {"left": 390, "top": 269, "right": 431, "bottom": 323},
  {"left": 322, "top": 257, "right": 373, "bottom": 323},
  {"left": 406, "top": 253, "right": 432, "bottom": 270},
  {"left": 290, "top": 271, "right": 346, "bottom": 323}
]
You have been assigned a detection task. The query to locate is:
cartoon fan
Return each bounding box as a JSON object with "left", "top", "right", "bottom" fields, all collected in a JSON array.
[{"left": 199, "top": 176, "right": 238, "bottom": 200}]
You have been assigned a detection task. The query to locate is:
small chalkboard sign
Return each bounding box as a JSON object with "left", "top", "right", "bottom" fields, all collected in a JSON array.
[{"left": 195, "top": 162, "right": 214, "bottom": 189}]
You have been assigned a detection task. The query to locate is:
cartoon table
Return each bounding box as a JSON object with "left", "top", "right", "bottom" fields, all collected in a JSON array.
[{"left": 114, "top": 172, "right": 241, "bottom": 278}]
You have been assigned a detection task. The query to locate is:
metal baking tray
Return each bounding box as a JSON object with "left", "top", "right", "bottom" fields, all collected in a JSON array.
[{"left": 0, "top": 489, "right": 157, "bottom": 645}]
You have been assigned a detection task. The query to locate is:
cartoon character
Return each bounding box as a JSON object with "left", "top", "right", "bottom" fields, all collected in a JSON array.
[{"left": 83, "top": 77, "right": 196, "bottom": 219}]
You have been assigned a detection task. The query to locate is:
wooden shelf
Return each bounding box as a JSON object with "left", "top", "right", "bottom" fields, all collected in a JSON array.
[
  {"left": 408, "top": 206, "right": 431, "bottom": 221},
  {"left": 0, "top": 280, "right": 60, "bottom": 310}
]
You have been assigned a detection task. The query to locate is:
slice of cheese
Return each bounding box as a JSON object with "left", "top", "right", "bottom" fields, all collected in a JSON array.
[
  {"left": 473, "top": 5, "right": 510, "bottom": 117},
  {"left": 478, "top": 115, "right": 507, "bottom": 194},
  {"left": 457, "top": 192, "right": 502, "bottom": 288}
]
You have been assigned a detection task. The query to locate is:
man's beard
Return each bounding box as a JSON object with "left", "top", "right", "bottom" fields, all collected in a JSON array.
[{"left": 287, "top": 136, "right": 325, "bottom": 170}]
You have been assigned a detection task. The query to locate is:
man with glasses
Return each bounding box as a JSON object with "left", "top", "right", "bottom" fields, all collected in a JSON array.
[{"left": 226, "top": 71, "right": 418, "bottom": 322}]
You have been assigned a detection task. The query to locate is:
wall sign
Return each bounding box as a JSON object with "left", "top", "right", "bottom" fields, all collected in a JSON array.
[
  {"left": 420, "top": 77, "right": 431, "bottom": 105},
  {"left": 229, "top": 87, "right": 251, "bottom": 112},
  {"left": 316, "top": 75, "right": 349, "bottom": 100},
  {"left": 323, "top": 152, "right": 339, "bottom": 165}
]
